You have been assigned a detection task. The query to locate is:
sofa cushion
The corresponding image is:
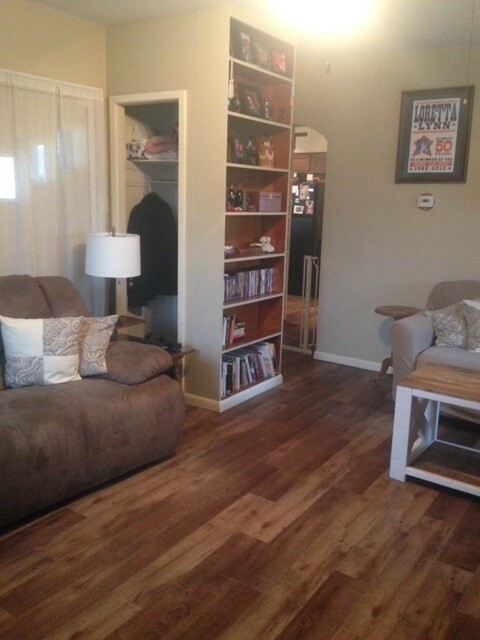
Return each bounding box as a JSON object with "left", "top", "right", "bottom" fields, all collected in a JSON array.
[
  {"left": 79, "top": 315, "right": 118, "bottom": 377},
  {"left": 0, "top": 316, "right": 83, "bottom": 388},
  {"left": 424, "top": 302, "right": 468, "bottom": 348},
  {"left": 417, "top": 345, "right": 480, "bottom": 372},
  {"left": 36, "top": 276, "right": 90, "bottom": 317},
  {"left": 0, "top": 275, "right": 52, "bottom": 319},
  {"left": 104, "top": 340, "right": 173, "bottom": 385}
]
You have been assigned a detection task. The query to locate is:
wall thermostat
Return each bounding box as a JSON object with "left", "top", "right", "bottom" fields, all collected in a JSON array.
[{"left": 417, "top": 193, "right": 435, "bottom": 211}]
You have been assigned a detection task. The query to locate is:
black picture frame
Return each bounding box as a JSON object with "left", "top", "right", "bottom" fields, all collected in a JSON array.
[
  {"left": 395, "top": 85, "right": 474, "bottom": 183},
  {"left": 239, "top": 85, "right": 263, "bottom": 118},
  {"left": 230, "top": 22, "right": 253, "bottom": 63},
  {"left": 253, "top": 41, "right": 271, "bottom": 70},
  {"left": 244, "top": 136, "right": 258, "bottom": 165},
  {"left": 229, "top": 136, "right": 245, "bottom": 164},
  {"left": 271, "top": 50, "right": 288, "bottom": 75}
]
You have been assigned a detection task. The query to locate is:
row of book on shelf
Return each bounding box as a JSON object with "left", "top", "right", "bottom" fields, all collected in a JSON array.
[
  {"left": 221, "top": 341, "right": 278, "bottom": 398},
  {"left": 224, "top": 266, "right": 274, "bottom": 302},
  {"left": 222, "top": 314, "right": 246, "bottom": 347}
]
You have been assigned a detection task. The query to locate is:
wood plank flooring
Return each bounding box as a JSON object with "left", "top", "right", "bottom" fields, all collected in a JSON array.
[{"left": 0, "top": 351, "right": 479, "bottom": 639}]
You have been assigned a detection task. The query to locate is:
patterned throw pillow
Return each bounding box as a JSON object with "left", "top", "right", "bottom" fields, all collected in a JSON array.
[
  {"left": 0, "top": 316, "right": 82, "bottom": 388},
  {"left": 79, "top": 315, "right": 118, "bottom": 376},
  {"left": 462, "top": 300, "right": 480, "bottom": 352},
  {"left": 424, "top": 302, "right": 468, "bottom": 348}
]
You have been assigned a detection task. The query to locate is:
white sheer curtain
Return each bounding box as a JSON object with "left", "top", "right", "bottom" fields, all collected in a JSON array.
[{"left": 0, "top": 69, "right": 107, "bottom": 315}]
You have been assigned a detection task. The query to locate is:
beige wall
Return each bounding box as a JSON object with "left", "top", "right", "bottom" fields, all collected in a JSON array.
[
  {"left": 7, "top": 0, "right": 476, "bottom": 376},
  {"left": 107, "top": 6, "right": 231, "bottom": 400},
  {"left": 295, "top": 39, "right": 480, "bottom": 369},
  {"left": 0, "top": 0, "right": 106, "bottom": 90}
]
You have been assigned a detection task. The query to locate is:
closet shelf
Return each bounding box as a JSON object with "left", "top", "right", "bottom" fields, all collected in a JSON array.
[{"left": 128, "top": 158, "right": 178, "bottom": 165}]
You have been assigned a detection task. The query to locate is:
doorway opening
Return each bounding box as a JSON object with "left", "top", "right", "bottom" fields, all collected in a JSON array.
[
  {"left": 283, "top": 126, "right": 327, "bottom": 354},
  {"left": 109, "top": 90, "right": 186, "bottom": 347}
]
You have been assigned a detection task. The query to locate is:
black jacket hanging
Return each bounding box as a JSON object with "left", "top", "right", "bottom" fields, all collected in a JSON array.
[{"left": 127, "top": 192, "right": 178, "bottom": 307}]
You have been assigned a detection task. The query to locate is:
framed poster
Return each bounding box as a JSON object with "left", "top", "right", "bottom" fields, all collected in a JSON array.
[{"left": 395, "top": 86, "right": 474, "bottom": 183}]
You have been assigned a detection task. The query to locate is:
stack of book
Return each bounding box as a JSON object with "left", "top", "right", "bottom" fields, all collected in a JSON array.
[
  {"left": 224, "top": 267, "right": 274, "bottom": 302},
  {"left": 222, "top": 314, "right": 246, "bottom": 347},
  {"left": 221, "top": 341, "right": 278, "bottom": 398}
]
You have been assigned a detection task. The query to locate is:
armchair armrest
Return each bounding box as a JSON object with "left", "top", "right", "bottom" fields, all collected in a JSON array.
[
  {"left": 103, "top": 341, "right": 173, "bottom": 385},
  {"left": 390, "top": 313, "right": 434, "bottom": 396}
]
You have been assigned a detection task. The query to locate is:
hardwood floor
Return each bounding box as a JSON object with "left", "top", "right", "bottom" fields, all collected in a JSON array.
[{"left": 0, "top": 351, "right": 479, "bottom": 639}]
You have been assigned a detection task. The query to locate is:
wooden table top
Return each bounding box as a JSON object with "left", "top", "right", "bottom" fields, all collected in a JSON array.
[
  {"left": 375, "top": 305, "right": 421, "bottom": 319},
  {"left": 399, "top": 363, "right": 480, "bottom": 404}
]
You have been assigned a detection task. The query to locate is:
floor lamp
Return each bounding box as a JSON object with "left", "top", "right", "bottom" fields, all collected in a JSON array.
[{"left": 85, "top": 230, "right": 141, "bottom": 315}]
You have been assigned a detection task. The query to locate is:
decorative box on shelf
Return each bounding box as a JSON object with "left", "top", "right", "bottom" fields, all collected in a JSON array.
[{"left": 259, "top": 192, "right": 282, "bottom": 212}]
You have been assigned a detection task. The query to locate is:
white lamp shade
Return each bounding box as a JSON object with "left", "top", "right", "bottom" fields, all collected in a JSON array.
[{"left": 85, "top": 232, "right": 141, "bottom": 278}]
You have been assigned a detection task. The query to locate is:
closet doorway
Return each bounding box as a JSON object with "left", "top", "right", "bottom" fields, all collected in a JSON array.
[{"left": 109, "top": 91, "right": 186, "bottom": 346}]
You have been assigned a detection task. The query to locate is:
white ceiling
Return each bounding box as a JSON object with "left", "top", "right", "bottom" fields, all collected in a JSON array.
[
  {"left": 30, "top": 0, "right": 479, "bottom": 48},
  {"left": 30, "top": 0, "right": 247, "bottom": 25}
]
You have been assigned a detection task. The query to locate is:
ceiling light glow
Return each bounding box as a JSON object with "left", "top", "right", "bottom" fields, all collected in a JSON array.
[{"left": 269, "top": 0, "right": 374, "bottom": 37}]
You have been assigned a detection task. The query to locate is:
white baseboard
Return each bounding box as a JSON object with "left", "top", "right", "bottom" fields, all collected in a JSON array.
[
  {"left": 184, "top": 375, "right": 283, "bottom": 413},
  {"left": 183, "top": 393, "right": 219, "bottom": 412},
  {"left": 313, "top": 350, "right": 391, "bottom": 374}
]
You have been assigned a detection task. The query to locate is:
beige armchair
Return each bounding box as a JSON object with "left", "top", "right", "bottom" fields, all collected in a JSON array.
[{"left": 390, "top": 280, "right": 480, "bottom": 401}]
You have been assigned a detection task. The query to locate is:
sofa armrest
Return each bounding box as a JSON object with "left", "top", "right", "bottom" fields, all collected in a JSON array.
[
  {"left": 103, "top": 341, "right": 174, "bottom": 385},
  {"left": 390, "top": 313, "right": 434, "bottom": 396}
]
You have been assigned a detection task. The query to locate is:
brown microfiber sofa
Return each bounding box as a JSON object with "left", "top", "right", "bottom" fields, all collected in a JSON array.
[{"left": 0, "top": 275, "right": 185, "bottom": 530}]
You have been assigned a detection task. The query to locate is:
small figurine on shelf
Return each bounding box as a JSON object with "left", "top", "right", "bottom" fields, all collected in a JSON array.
[
  {"left": 226, "top": 183, "right": 244, "bottom": 211},
  {"left": 226, "top": 184, "right": 236, "bottom": 211},
  {"left": 258, "top": 137, "right": 274, "bottom": 167},
  {"left": 244, "top": 136, "right": 258, "bottom": 165},
  {"left": 229, "top": 93, "right": 241, "bottom": 113},
  {"left": 263, "top": 97, "right": 273, "bottom": 120},
  {"left": 259, "top": 236, "right": 275, "bottom": 253},
  {"left": 234, "top": 184, "right": 245, "bottom": 210},
  {"left": 249, "top": 235, "right": 275, "bottom": 253},
  {"left": 278, "top": 107, "right": 287, "bottom": 123}
]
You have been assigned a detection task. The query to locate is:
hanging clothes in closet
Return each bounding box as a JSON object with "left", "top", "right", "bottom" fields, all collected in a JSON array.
[{"left": 127, "top": 192, "right": 178, "bottom": 308}]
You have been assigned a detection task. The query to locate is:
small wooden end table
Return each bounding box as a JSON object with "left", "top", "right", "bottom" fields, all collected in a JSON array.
[
  {"left": 115, "top": 315, "right": 146, "bottom": 332},
  {"left": 375, "top": 305, "right": 421, "bottom": 378},
  {"left": 170, "top": 348, "right": 194, "bottom": 382},
  {"left": 390, "top": 363, "right": 480, "bottom": 496}
]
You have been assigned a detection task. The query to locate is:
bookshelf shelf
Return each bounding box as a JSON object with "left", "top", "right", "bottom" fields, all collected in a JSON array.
[
  {"left": 226, "top": 163, "right": 289, "bottom": 173},
  {"left": 226, "top": 211, "right": 287, "bottom": 217},
  {"left": 224, "top": 292, "right": 283, "bottom": 309},
  {"left": 223, "top": 331, "right": 281, "bottom": 354},
  {"left": 227, "top": 111, "right": 291, "bottom": 131},
  {"left": 224, "top": 252, "right": 285, "bottom": 264}
]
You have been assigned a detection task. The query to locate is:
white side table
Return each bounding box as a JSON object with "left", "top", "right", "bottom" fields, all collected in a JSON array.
[{"left": 390, "top": 363, "right": 480, "bottom": 497}]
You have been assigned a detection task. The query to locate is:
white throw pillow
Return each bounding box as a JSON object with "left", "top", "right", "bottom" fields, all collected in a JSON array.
[
  {"left": 462, "top": 300, "right": 480, "bottom": 352},
  {"left": 424, "top": 302, "right": 468, "bottom": 348},
  {"left": 0, "top": 316, "right": 82, "bottom": 388},
  {"left": 79, "top": 315, "right": 118, "bottom": 376}
]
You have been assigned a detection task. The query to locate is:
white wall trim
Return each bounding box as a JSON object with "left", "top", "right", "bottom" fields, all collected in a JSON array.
[
  {"left": 109, "top": 90, "right": 187, "bottom": 347},
  {"left": 183, "top": 393, "right": 219, "bottom": 412},
  {"left": 313, "top": 350, "right": 391, "bottom": 374},
  {"left": 185, "top": 374, "right": 284, "bottom": 413}
]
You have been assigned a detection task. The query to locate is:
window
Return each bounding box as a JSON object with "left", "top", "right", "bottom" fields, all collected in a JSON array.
[{"left": 0, "top": 156, "right": 16, "bottom": 200}]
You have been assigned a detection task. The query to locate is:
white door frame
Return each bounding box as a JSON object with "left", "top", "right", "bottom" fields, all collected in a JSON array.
[{"left": 109, "top": 90, "right": 187, "bottom": 347}]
